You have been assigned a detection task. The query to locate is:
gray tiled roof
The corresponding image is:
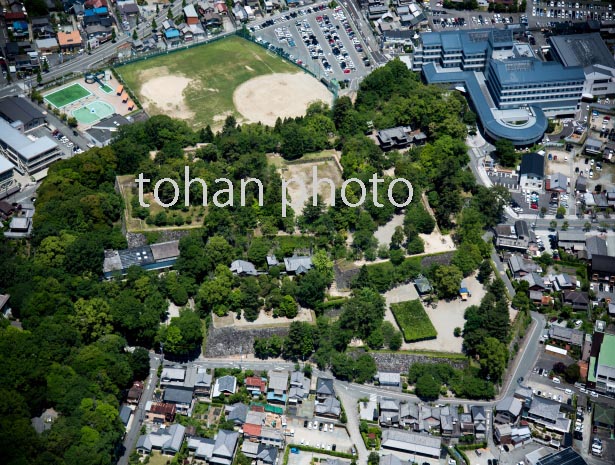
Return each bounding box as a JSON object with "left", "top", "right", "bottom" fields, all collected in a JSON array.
[
  {"left": 213, "top": 429, "right": 239, "bottom": 459},
  {"left": 316, "top": 377, "right": 335, "bottom": 396},
  {"left": 163, "top": 386, "right": 193, "bottom": 405}
]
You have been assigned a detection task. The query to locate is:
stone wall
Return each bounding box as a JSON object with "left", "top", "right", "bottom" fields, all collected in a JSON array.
[
  {"left": 204, "top": 326, "right": 290, "bottom": 358},
  {"left": 369, "top": 352, "right": 468, "bottom": 373}
]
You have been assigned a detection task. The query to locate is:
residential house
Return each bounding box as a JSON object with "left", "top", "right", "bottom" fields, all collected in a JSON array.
[
  {"left": 202, "top": 11, "right": 223, "bottom": 29},
  {"left": 267, "top": 370, "right": 288, "bottom": 404},
  {"left": 530, "top": 448, "right": 586, "bottom": 465},
  {"left": 163, "top": 386, "right": 193, "bottom": 415},
  {"left": 550, "top": 273, "right": 575, "bottom": 291},
  {"left": 145, "top": 402, "right": 176, "bottom": 424},
  {"left": 557, "top": 231, "right": 587, "bottom": 253},
  {"left": 0, "top": 294, "right": 10, "bottom": 316},
  {"left": 585, "top": 138, "right": 603, "bottom": 155},
  {"left": 316, "top": 377, "right": 335, "bottom": 401},
  {"left": 378, "top": 372, "right": 401, "bottom": 387},
  {"left": 136, "top": 423, "right": 185, "bottom": 455},
  {"left": 35, "top": 38, "right": 59, "bottom": 53},
  {"left": 576, "top": 177, "right": 587, "bottom": 193},
  {"left": 459, "top": 413, "right": 474, "bottom": 437},
  {"left": 494, "top": 424, "right": 531, "bottom": 446},
  {"left": 514, "top": 385, "right": 533, "bottom": 403},
  {"left": 527, "top": 396, "right": 571, "bottom": 434},
  {"left": 590, "top": 255, "right": 615, "bottom": 283},
  {"left": 214, "top": 0, "right": 228, "bottom": 15},
  {"left": 315, "top": 396, "right": 341, "bottom": 418},
  {"left": 585, "top": 236, "right": 607, "bottom": 260},
  {"left": 519, "top": 152, "right": 545, "bottom": 191},
  {"left": 184, "top": 4, "right": 199, "bottom": 24},
  {"left": 549, "top": 324, "right": 584, "bottom": 346},
  {"left": 213, "top": 375, "right": 237, "bottom": 398},
  {"left": 472, "top": 406, "right": 487, "bottom": 439},
  {"left": 119, "top": 404, "right": 132, "bottom": 427},
  {"left": 127, "top": 381, "right": 144, "bottom": 404},
  {"left": 495, "top": 396, "right": 522, "bottom": 424},
  {"left": 381, "top": 429, "right": 442, "bottom": 458},
  {"left": 284, "top": 255, "right": 313, "bottom": 274},
  {"left": 379, "top": 397, "right": 400, "bottom": 426},
  {"left": 119, "top": 3, "right": 139, "bottom": 18},
  {"left": 32, "top": 17, "right": 56, "bottom": 38},
  {"left": 160, "top": 366, "right": 186, "bottom": 387},
  {"left": 246, "top": 376, "right": 267, "bottom": 396},
  {"left": 440, "top": 407, "right": 460, "bottom": 438},
  {"left": 188, "top": 429, "right": 238, "bottom": 463},
  {"left": 288, "top": 370, "right": 309, "bottom": 404},
  {"left": 230, "top": 259, "right": 258, "bottom": 276},
  {"left": 259, "top": 426, "right": 285, "bottom": 447},
  {"left": 508, "top": 254, "right": 540, "bottom": 278},
  {"left": 546, "top": 173, "right": 568, "bottom": 192},
  {"left": 193, "top": 367, "right": 213, "bottom": 399},
  {"left": 57, "top": 30, "right": 84, "bottom": 52},
  {"left": 496, "top": 221, "right": 534, "bottom": 252},
  {"left": 562, "top": 291, "right": 590, "bottom": 312},
  {"left": 164, "top": 28, "right": 181, "bottom": 46},
  {"left": 521, "top": 272, "right": 549, "bottom": 292},
  {"left": 226, "top": 402, "right": 249, "bottom": 425},
  {"left": 377, "top": 126, "right": 427, "bottom": 150},
  {"left": 399, "top": 402, "right": 420, "bottom": 430},
  {"left": 242, "top": 442, "right": 279, "bottom": 465}
]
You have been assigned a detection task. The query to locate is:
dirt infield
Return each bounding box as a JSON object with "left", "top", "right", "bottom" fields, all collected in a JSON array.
[
  {"left": 233, "top": 73, "right": 333, "bottom": 126},
  {"left": 139, "top": 70, "right": 195, "bottom": 120}
]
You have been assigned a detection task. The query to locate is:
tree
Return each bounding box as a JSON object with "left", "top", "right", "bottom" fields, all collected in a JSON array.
[
  {"left": 454, "top": 327, "right": 461, "bottom": 337},
  {"left": 152, "top": 18, "right": 157, "bottom": 29},
  {"left": 564, "top": 363, "right": 580, "bottom": 383},
  {"left": 279, "top": 295, "right": 298, "bottom": 319},
  {"left": 433, "top": 265, "right": 463, "bottom": 299},
  {"left": 562, "top": 220, "right": 569, "bottom": 231},
  {"left": 368, "top": 453, "right": 380, "bottom": 465},
  {"left": 415, "top": 374, "right": 440, "bottom": 400},
  {"left": 389, "top": 331, "right": 402, "bottom": 350},
  {"left": 477, "top": 260, "right": 492, "bottom": 284},
  {"left": 477, "top": 337, "right": 508, "bottom": 383},
  {"left": 111, "top": 28, "right": 117, "bottom": 42},
  {"left": 584, "top": 222, "right": 591, "bottom": 231},
  {"left": 132, "top": 29, "right": 138, "bottom": 40},
  {"left": 494, "top": 139, "right": 516, "bottom": 167},
  {"left": 312, "top": 249, "right": 334, "bottom": 285},
  {"left": 129, "top": 347, "right": 151, "bottom": 381},
  {"left": 390, "top": 226, "right": 404, "bottom": 250},
  {"left": 550, "top": 220, "right": 557, "bottom": 230},
  {"left": 295, "top": 270, "right": 328, "bottom": 309},
  {"left": 339, "top": 288, "right": 385, "bottom": 341},
  {"left": 71, "top": 298, "right": 113, "bottom": 343},
  {"left": 36, "top": 70, "right": 42, "bottom": 85}
]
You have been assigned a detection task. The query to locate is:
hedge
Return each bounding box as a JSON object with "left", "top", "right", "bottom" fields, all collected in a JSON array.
[
  {"left": 390, "top": 300, "right": 437, "bottom": 342},
  {"left": 287, "top": 444, "right": 355, "bottom": 459},
  {"left": 456, "top": 442, "right": 487, "bottom": 451}
]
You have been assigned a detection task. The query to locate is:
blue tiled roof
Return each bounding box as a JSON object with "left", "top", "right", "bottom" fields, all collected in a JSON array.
[
  {"left": 421, "top": 32, "right": 442, "bottom": 47},
  {"left": 490, "top": 59, "right": 585, "bottom": 85},
  {"left": 441, "top": 33, "right": 462, "bottom": 51},
  {"left": 165, "top": 29, "right": 181, "bottom": 39},
  {"left": 422, "top": 64, "right": 548, "bottom": 145}
]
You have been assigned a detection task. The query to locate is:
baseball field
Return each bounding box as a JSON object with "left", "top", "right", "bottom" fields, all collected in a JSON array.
[{"left": 117, "top": 36, "right": 332, "bottom": 128}]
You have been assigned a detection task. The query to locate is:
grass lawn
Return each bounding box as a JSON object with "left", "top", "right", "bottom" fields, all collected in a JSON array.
[
  {"left": 117, "top": 36, "right": 297, "bottom": 127},
  {"left": 148, "top": 452, "right": 172, "bottom": 465},
  {"left": 44, "top": 83, "right": 91, "bottom": 108},
  {"left": 390, "top": 300, "right": 438, "bottom": 342}
]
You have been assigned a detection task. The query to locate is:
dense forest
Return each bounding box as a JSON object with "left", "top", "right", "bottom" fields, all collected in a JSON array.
[{"left": 0, "top": 60, "right": 512, "bottom": 464}]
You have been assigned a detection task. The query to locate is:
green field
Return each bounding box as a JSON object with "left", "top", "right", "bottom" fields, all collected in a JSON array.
[
  {"left": 117, "top": 36, "right": 297, "bottom": 127},
  {"left": 44, "top": 83, "right": 91, "bottom": 108},
  {"left": 390, "top": 300, "right": 437, "bottom": 342}
]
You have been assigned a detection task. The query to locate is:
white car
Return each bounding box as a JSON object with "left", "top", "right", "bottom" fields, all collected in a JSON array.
[{"left": 590, "top": 391, "right": 599, "bottom": 398}]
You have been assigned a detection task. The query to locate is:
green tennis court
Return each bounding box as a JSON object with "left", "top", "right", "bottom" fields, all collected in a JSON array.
[
  {"left": 44, "top": 83, "right": 91, "bottom": 108},
  {"left": 100, "top": 84, "right": 114, "bottom": 93},
  {"left": 72, "top": 101, "right": 115, "bottom": 124}
]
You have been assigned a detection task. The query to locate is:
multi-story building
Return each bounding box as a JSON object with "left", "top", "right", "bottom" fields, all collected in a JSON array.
[
  {"left": 411, "top": 29, "right": 585, "bottom": 146},
  {"left": 0, "top": 119, "right": 62, "bottom": 174},
  {"left": 588, "top": 332, "right": 615, "bottom": 395},
  {"left": 549, "top": 33, "right": 615, "bottom": 98}
]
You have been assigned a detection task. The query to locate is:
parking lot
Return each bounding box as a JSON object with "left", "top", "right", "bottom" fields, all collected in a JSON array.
[
  {"left": 29, "top": 125, "right": 80, "bottom": 159},
  {"left": 529, "top": 0, "right": 613, "bottom": 23},
  {"left": 252, "top": 5, "right": 371, "bottom": 85},
  {"left": 287, "top": 417, "right": 353, "bottom": 453}
]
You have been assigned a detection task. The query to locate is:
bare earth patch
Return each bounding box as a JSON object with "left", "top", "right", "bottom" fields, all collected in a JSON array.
[
  {"left": 382, "top": 276, "right": 488, "bottom": 353},
  {"left": 212, "top": 307, "right": 314, "bottom": 329},
  {"left": 233, "top": 73, "right": 332, "bottom": 126},
  {"left": 139, "top": 74, "right": 195, "bottom": 120}
]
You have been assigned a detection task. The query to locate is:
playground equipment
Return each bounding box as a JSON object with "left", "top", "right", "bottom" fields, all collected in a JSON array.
[{"left": 84, "top": 71, "right": 106, "bottom": 86}]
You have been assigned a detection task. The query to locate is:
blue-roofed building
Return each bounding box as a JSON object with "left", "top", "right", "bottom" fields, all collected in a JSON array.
[{"left": 411, "top": 29, "right": 585, "bottom": 146}]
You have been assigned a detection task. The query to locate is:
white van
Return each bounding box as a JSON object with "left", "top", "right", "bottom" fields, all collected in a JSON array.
[{"left": 552, "top": 377, "right": 561, "bottom": 384}]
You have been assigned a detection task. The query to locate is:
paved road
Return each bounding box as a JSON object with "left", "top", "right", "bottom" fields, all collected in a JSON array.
[
  {"left": 342, "top": 0, "right": 387, "bottom": 64},
  {"left": 118, "top": 353, "right": 161, "bottom": 465}
]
